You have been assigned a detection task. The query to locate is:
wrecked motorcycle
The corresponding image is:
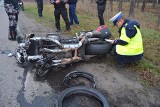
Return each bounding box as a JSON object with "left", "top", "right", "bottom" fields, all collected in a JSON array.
[{"left": 15, "top": 26, "right": 113, "bottom": 77}]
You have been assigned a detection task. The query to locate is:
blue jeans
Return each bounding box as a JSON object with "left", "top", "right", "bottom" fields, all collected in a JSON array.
[{"left": 69, "top": 4, "right": 79, "bottom": 25}]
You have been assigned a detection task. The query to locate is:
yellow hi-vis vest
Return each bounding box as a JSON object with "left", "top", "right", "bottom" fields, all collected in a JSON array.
[{"left": 116, "top": 25, "right": 143, "bottom": 55}]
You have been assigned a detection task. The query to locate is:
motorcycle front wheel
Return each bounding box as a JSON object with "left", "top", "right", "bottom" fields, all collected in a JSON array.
[{"left": 35, "top": 59, "right": 51, "bottom": 77}]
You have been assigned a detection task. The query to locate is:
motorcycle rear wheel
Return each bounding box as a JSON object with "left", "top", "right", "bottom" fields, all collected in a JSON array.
[{"left": 85, "top": 41, "right": 112, "bottom": 55}]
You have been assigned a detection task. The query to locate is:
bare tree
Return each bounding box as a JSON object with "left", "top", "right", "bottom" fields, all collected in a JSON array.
[
  {"left": 118, "top": 0, "right": 123, "bottom": 11},
  {"left": 153, "top": 0, "right": 157, "bottom": 7},
  {"left": 129, "top": 0, "right": 135, "bottom": 17},
  {"left": 158, "top": 7, "right": 160, "bottom": 27},
  {"left": 136, "top": 0, "right": 141, "bottom": 7},
  {"left": 141, "top": 0, "right": 146, "bottom": 12},
  {"left": 110, "top": 0, "right": 113, "bottom": 12},
  {"left": 90, "top": 0, "right": 94, "bottom": 3}
]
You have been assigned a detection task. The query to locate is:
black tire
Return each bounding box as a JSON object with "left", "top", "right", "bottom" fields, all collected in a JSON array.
[
  {"left": 63, "top": 71, "right": 96, "bottom": 88},
  {"left": 57, "top": 86, "right": 109, "bottom": 107},
  {"left": 85, "top": 41, "right": 112, "bottom": 55},
  {"left": 35, "top": 59, "right": 51, "bottom": 77}
]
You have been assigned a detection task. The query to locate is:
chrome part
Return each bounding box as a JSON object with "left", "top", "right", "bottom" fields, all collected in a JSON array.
[
  {"left": 42, "top": 48, "right": 64, "bottom": 53},
  {"left": 48, "top": 38, "right": 62, "bottom": 47},
  {"left": 88, "top": 38, "right": 99, "bottom": 42},
  {"left": 28, "top": 55, "right": 43, "bottom": 61},
  {"left": 63, "top": 42, "right": 82, "bottom": 49},
  {"left": 30, "top": 37, "right": 42, "bottom": 40},
  {"left": 18, "top": 40, "right": 30, "bottom": 48},
  {"left": 15, "top": 48, "right": 28, "bottom": 64},
  {"left": 52, "top": 59, "right": 62, "bottom": 63}
]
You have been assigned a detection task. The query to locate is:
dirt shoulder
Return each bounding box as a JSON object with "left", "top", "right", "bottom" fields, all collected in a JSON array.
[{"left": 18, "top": 11, "right": 160, "bottom": 107}]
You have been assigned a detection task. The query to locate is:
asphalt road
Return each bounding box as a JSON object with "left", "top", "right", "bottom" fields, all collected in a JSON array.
[{"left": 0, "top": 2, "right": 55, "bottom": 107}]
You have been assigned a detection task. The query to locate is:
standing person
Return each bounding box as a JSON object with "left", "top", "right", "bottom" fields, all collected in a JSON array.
[
  {"left": 4, "top": 0, "right": 19, "bottom": 40},
  {"left": 50, "top": 0, "right": 71, "bottom": 32},
  {"left": 109, "top": 11, "right": 144, "bottom": 67},
  {"left": 67, "top": 0, "right": 79, "bottom": 26},
  {"left": 96, "top": 0, "right": 107, "bottom": 26},
  {"left": 35, "top": 0, "right": 43, "bottom": 17}
]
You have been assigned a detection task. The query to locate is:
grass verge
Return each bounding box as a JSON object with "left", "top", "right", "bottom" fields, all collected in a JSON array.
[{"left": 22, "top": 2, "right": 160, "bottom": 86}]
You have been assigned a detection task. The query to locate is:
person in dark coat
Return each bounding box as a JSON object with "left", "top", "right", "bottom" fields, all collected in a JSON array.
[
  {"left": 109, "top": 12, "right": 144, "bottom": 67},
  {"left": 35, "top": 0, "right": 43, "bottom": 17},
  {"left": 67, "top": 0, "right": 79, "bottom": 25},
  {"left": 50, "top": 0, "right": 71, "bottom": 32},
  {"left": 96, "top": 0, "right": 107, "bottom": 26},
  {"left": 4, "top": 0, "right": 19, "bottom": 40}
]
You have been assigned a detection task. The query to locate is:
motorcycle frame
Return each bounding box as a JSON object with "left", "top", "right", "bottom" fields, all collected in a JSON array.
[{"left": 15, "top": 32, "right": 110, "bottom": 67}]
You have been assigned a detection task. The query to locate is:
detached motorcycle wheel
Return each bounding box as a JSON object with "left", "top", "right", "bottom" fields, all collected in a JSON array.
[
  {"left": 35, "top": 59, "right": 51, "bottom": 77},
  {"left": 85, "top": 41, "right": 112, "bottom": 55},
  {"left": 56, "top": 86, "right": 109, "bottom": 107}
]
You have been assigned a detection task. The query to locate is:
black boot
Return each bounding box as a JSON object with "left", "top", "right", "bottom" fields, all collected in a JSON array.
[
  {"left": 8, "top": 30, "right": 17, "bottom": 41},
  {"left": 8, "top": 31, "right": 13, "bottom": 40},
  {"left": 13, "top": 30, "right": 17, "bottom": 40}
]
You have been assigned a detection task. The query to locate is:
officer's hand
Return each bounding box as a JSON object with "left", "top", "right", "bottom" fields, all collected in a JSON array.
[{"left": 56, "top": 0, "right": 60, "bottom": 4}]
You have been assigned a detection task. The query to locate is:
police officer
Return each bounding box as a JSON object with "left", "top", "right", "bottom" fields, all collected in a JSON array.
[
  {"left": 50, "top": 0, "right": 71, "bottom": 32},
  {"left": 109, "top": 12, "right": 144, "bottom": 66},
  {"left": 96, "top": 0, "right": 107, "bottom": 26},
  {"left": 35, "top": 0, "right": 43, "bottom": 17},
  {"left": 4, "top": 0, "right": 19, "bottom": 40}
]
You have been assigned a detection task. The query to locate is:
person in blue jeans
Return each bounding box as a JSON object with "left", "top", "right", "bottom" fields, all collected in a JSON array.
[{"left": 67, "top": 0, "right": 79, "bottom": 25}]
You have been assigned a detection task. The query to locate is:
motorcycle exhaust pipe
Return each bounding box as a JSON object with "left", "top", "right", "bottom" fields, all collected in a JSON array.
[
  {"left": 28, "top": 55, "right": 43, "bottom": 61},
  {"left": 42, "top": 48, "right": 64, "bottom": 53}
]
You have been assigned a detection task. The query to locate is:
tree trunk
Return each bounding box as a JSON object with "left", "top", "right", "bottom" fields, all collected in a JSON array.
[
  {"left": 157, "top": 8, "right": 160, "bottom": 27},
  {"left": 90, "top": 0, "right": 94, "bottom": 3},
  {"left": 118, "top": 0, "right": 123, "bottom": 11},
  {"left": 141, "top": 0, "right": 146, "bottom": 12},
  {"left": 136, "top": 0, "right": 141, "bottom": 7},
  {"left": 110, "top": 0, "right": 113, "bottom": 12},
  {"left": 152, "top": 0, "right": 157, "bottom": 7},
  {"left": 129, "top": 0, "right": 135, "bottom": 17}
]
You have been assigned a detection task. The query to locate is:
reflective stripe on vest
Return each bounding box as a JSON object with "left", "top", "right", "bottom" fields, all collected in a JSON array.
[{"left": 116, "top": 26, "right": 143, "bottom": 55}]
